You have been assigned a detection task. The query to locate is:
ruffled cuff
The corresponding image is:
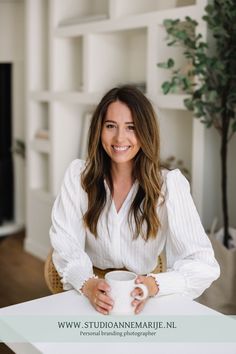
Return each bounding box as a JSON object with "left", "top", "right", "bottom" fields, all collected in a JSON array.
[
  {"left": 147, "top": 271, "right": 187, "bottom": 297},
  {"left": 79, "top": 274, "right": 98, "bottom": 295},
  {"left": 61, "top": 260, "right": 96, "bottom": 294},
  {"left": 147, "top": 273, "right": 160, "bottom": 297}
]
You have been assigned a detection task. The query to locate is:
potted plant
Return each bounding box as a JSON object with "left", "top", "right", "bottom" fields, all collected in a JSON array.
[{"left": 158, "top": 0, "right": 236, "bottom": 313}]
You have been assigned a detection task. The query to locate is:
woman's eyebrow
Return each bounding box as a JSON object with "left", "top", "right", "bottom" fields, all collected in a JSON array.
[{"left": 104, "top": 119, "right": 134, "bottom": 124}]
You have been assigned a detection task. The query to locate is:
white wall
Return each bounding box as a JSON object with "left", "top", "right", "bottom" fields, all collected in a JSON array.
[
  {"left": 202, "top": 126, "right": 236, "bottom": 231},
  {"left": 0, "top": 0, "right": 25, "bottom": 226}
]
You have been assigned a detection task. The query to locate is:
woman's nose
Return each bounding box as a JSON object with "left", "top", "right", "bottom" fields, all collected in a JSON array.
[{"left": 115, "top": 127, "right": 125, "bottom": 142}]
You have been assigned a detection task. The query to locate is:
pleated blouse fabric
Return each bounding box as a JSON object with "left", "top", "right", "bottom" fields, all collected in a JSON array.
[{"left": 49, "top": 159, "right": 220, "bottom": 299}]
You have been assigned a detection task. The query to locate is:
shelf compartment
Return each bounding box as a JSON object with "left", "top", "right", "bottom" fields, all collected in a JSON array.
[
  {"left": 85, "top": 28, "right": 147, "bottom": 92},
  {"left": 159, "top": 109, "right": 193, "bottom": 179},
  {"left": 50, "top": 103, "right": 93, "bottom": 196},
  {"left": 28, "top": 102, "right": 49, "bottom": 143},
  {"left": 79, "top": 111, "right": 93, "bottom": 160},
  {"left": 28, "top": 151, "right": 50, "bottom": 193},
  {"left": 51, "top": 37, "right": 83, "bottom": 91},
  {"left": 30, "top": 139, "right": 50, "bottom": 154},
  {"left": 55, "top": 5, "right": 199, "bottom": 37}
]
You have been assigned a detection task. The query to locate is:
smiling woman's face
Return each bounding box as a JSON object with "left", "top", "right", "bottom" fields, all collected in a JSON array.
[{"left": 101, "top": 101, "right": 141, "bottom": 167}]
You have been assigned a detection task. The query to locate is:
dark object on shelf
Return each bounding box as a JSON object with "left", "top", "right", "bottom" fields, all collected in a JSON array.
[{"left": 11, "top": 139, "right": 26, "bottom": 159}]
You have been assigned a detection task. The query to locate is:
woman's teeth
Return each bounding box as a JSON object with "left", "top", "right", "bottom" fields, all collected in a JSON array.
[{"left": 112, "top": 146, "right": 130, "bottom": 151}]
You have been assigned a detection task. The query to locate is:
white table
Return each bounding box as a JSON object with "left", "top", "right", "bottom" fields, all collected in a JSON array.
[{"left": 0, "top": 290, "right": 235, "bottom": 354}]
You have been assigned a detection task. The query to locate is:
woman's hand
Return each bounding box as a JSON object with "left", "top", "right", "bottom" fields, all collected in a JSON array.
[
  {"left": 131, "top": 275, "right": 159, "bottom": 314},
  {"left": 81, "top": 278, "right": 113, "bottom": 315}
]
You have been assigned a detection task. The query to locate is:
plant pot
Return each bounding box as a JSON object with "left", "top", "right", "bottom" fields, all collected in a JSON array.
[{"left": 197, "top": 227, "right": 236, "bottom": 315}]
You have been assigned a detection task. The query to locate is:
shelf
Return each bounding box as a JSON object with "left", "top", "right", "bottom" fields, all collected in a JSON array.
[
  {"left": 55, "top": 5, "right": 199, "bottom": 37},
  {"left": 53, "top": 0, "right": 109, "bottom": 28},
  {"left": 30, "top": 139, "right": 50, "bottom": 154},
  {"left": 52, "top": 91, "right": 101, "bottom": 104},
  {"left": 29, "top": 91, "right": 52, "bottom": 102},
  {"left": 110, "top": 0, "right": 196, "bottom": 18},
  {"left": 159, "top": 109, "right": 193, "bottom": 176},
  {"left": 30, "top": 91, "right": 102, "bottom": 104},
  {"left": 85, "top": 28, "right": 147, "bottom": 92}
]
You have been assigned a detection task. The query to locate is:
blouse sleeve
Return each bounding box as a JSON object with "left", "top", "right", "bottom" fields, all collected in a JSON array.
[
  {"left": 49, "top": 159, "right": 95, "bottom": 293},
  {"left": 152, "top": 169, "right": 220, "bottom": 299}
]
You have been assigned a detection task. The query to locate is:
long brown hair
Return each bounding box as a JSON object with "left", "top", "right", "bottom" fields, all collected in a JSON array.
[{"left": 81, "top": 85, "right": 163, "bottom": 240}]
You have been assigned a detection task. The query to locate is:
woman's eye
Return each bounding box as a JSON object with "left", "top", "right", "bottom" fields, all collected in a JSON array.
[
  {"left": 127, "top": 125, "right": 135, "bottom": 131},
  {"left": 105, "top": 124, "right": 116, "bottom": 129}
]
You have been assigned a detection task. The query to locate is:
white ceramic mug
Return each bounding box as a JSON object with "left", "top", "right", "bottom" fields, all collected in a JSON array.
[{"left": 105, "top": 270, "right": 148, "bottom": 315}]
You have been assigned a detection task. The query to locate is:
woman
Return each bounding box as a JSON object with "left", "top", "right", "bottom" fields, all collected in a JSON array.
[{"left": 50, "top": 85, "right": 220, "bottom": 315}]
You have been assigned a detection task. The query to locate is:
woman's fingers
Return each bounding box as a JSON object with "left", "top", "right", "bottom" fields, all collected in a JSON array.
[
  {"left": 95, "top": 298, "right": 113, "bottom": 313},
  {"left": 131, "top": 287, "right": 143, "bottom": 298},
  {"left": 99, "top": 292, "right": 113, "bottom": 307},
  {"left": 131, "top": 298, "right": 140, "bottom": 307},
  {"left": 95, "top": 303, "right": 109, "bottom": 315},
  {"left": 135, "top": 275, "right": 146, "bottom": 283},
  {"left": 94, "top": 291, "right": 113, "bottom": 315},
  {"left": 135, "top": 300, "right": 146, "bottom": 314},
  {"left": 91, "top": 280, "right": 114, "bottom": 314},
  {"left": 131, "top": 276, "right": 148, "bottom": 314},
  {"left": 95, "top": 292, "right": 113, "bottom": 309},
  {"left": 86, "top": 277, "right": 148, "bottom": 315},
  {"left": 97, "top": 280, "right": 110, "bottom": 293}
]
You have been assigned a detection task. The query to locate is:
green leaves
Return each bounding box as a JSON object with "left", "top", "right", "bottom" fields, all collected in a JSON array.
[
  {"left": 205, "top": 4, "right": 214, "bottom": 15},
  {"left": 184, "top": 98, "right": 194, "bottom": 111},
  {"left": 160, "top": 74, "right": 194, "bottom": 95},
  {"left": 158, "top": 1, "right": 236, "bottom": 248},
  {"left": 162, "top": 81, "right": 171, "bottom": 94},
  {"left": 157, "top": 4, "right": 236, "bottom": 137},
  {"left": 157, "top": 58, "right": 175, "bottom": 69},
  {"left": 232, "top": 121, "right": 236, "bottom": 132},
  {"left": 207, "top": 90, "right": 218, "bottom": 102}
]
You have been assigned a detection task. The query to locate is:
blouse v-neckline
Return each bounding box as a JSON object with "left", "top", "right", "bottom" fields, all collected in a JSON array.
[{"left": 104, "top": 180, "right": 138, "bottom": 219}]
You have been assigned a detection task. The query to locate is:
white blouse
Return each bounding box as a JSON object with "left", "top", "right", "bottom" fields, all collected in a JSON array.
[{"left": 49, "top": 159, "right": 220, "bottom": 299}]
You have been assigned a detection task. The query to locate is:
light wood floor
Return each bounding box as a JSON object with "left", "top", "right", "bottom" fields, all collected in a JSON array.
[{"left": 0, "top": 231, "right": 51, "bottom": 353}]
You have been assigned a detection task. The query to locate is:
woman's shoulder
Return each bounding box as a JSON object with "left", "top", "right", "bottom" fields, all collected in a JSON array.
[
  {"left": 161, "top": 167, "right": 182, "bottom": 179},
  {"left": 161, "top": 168, "right": 190, "bottom": 191},
  {"left": 67, "top": 159, "right": 86, "bottom": 174}
]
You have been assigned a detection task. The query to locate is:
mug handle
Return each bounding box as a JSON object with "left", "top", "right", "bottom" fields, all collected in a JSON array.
[{"left": 134, "top": 284, "right": 148, "bottom": 301}]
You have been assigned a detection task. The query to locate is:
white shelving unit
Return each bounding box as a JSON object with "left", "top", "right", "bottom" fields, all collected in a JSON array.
[{"left": 25, "top": 0, "right": 207, "bottom": 260}]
